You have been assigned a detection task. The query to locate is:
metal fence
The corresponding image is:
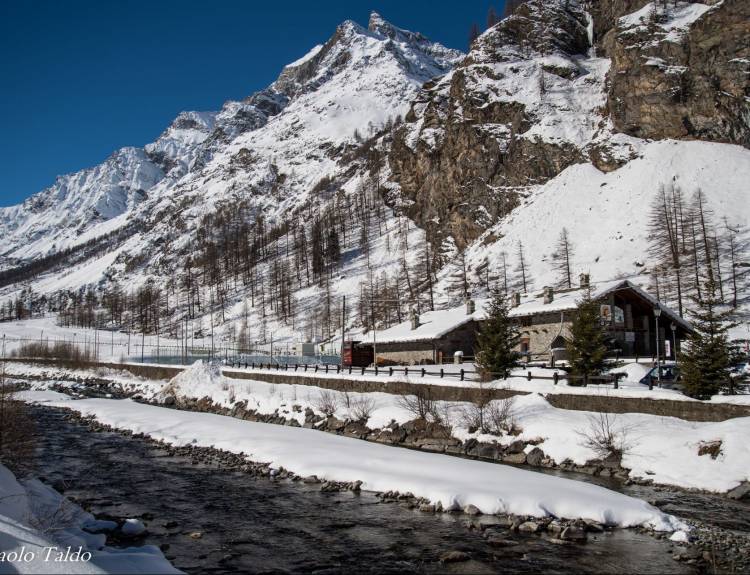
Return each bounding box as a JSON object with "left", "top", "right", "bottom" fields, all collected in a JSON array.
[{"left": 0, "top": 335, "right": 340, "bottom": 368}]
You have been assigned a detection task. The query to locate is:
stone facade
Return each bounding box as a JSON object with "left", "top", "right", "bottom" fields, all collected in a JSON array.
[
  {"left": 374, "top": 320, "right": 481, "bottom": 366},
  {"left": 517, "top": 311, "right": 572, "bottom": 361},
  {"left": 511, "top": 286, "right": 688, "bottom": 361}
]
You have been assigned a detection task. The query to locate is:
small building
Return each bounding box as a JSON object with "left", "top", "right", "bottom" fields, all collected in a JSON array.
[
  {"left": 342, "top": 340, "right": 374, "bottom": 367},
  {"left": 358, "top": 300, "right": 481, "bottom": 365},
  {"left": 357, "top": 276, "right": 691, "bottom": 366},
  {"left": 290, "top": 342, "right": 316, "bottom": 357}
]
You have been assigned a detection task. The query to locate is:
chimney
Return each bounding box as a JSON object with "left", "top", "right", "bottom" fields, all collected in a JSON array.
[
  {"left": 579, "top": 273, "right": 590, "bottom": 289},
  {"left": 511, "top": 292, "right": 521, "bottom": 308},
  {"left": 466, "top": 298, "right": 476, "bottom": 315},
  {"left": 543, "top": 286, "right": 554, "bottom": 304},
  {"left": 410, "top": 308, "right": 420, "bottom": 330}
]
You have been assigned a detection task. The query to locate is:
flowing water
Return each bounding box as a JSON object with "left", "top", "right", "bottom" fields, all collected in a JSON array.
[{"left": 27, "top": 403, "right": 703, "bottom": 575}]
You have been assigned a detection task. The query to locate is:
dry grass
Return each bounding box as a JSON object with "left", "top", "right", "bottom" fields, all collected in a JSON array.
[{"left": 12, "top": 340, "right": 95, "bottom": 368}]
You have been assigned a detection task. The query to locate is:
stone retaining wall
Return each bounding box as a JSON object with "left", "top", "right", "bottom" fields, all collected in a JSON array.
[
  {"left": 7, "top": 358, "right": 750, "bottom": 422},
  {"left": 545, "top": 394, "right": 750, "bottom": 423}
]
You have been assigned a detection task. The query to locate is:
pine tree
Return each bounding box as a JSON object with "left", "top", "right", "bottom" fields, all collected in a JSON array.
[
  {"left": 680, "top": 281, "right": 734, "bottom": 399},
  {"left": 475, "top": 288, "right": 521, "bottom": 379},
  {"left": 566, "top": 290, "right": 608, "bottom": 385},
  {"left": 552, "top": 227, "right": 574, "bottom": 288}
]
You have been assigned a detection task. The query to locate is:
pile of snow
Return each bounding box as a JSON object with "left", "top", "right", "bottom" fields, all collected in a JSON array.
[
  {"left": 0, "top": 463, "right": 178, "bottom": 574},
  {"left": 160, "top": 360, "right": 225, "bottom": 401},
  {"left": 45, "top": 395, "right": 684, "bottom": 531},
  {"left": 606, "top": 362, "right": 652, "bottom": 384}
]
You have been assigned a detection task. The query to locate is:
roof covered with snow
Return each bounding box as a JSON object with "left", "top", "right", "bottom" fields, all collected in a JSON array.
[
  {"left": 510, "top": 279, "right": 690, "bottom": 329},
  {"left": 361, "top": 279, "right": 690, "bottom": 344},
  {"left": 359, "top": 304, "right": 484, "bottom": 344}
]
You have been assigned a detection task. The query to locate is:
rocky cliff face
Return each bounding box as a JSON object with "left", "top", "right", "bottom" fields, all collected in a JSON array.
[
  {"left": 388, "top": 0, "right": 604, "bottom": 248},
  {"left": 603, "top": 0, "right": 750, "bottom": 146}
]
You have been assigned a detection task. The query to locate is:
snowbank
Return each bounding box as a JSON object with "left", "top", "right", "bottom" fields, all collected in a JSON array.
[
  {"left": 46, "top": 395, "right": 683, "bottom": 531},
  {"left": 0, "top": 464, "right": 179, "bottom": 574},
  {"left": 502, "top": 394, "right": 750, "bottom": 492}
]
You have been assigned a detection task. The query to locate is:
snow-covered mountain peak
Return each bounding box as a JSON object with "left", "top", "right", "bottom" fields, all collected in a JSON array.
[{"left": 145, "top": 111, "right": 217, "bottom": 178}]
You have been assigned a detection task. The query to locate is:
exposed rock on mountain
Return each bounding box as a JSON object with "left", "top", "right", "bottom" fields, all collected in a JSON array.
[
  {"left": 604, "top": 0, "right": 750, "bottom": 146},
  {"left": 388, "top": 0, "right": 605, "bottom": 248},
  {"left": 387, "top": 0, "right": 749, "bottom": 249}
]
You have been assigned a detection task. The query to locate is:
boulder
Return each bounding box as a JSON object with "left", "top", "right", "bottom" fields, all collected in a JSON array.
[
  {"left": 503, "top": 452, "right": 527, "bottom": 464},
  {"left": 439, "top": 551, "right": 470, "bottom": 563},
  {"left": 525, "top": 447, "right": 545, "bottom": 467},
  {"left": 506, "top": 440, "right": 526, "bottom": 454},
  {"left": 120, "top": 518, "right": 146, "bottom": 537},
  {"left": 463, "top": 504, "right": 482, "bottom": 516},
  {"left": 517, "top": 521, "right": 540, "bottom": 533},
  {"left": 560, "top": 525, "right": 587, "bottom": 542},
  {"left": 727, "top": 481, "right": 750, "bottom": 501}
]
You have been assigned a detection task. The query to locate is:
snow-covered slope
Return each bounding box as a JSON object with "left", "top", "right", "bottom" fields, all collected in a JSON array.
[{"left": 446, "top": 140, "right": 750, "bottom": 304}]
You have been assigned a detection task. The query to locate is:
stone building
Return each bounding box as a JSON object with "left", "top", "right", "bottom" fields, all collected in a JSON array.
[
  {"left": 358, "top": 276, "right": 691, "bottom": 366},
  {"left": 358, "top": 300, "right": 482, "bottom": 365}
]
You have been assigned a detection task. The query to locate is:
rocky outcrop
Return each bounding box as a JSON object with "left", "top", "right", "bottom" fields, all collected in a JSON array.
[
  {"left": 388, "top": 0, "right": 596, "bottom": 247},
  {"left": 604, "top": 0, "right": 750, "bottom": 147},
  {"left": 586, "top": 0, "right": 651, "bottom": 50}
]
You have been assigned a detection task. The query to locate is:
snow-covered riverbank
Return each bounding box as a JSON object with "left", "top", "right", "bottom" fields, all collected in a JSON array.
[
  {"left": 0, "top": 462, "right": 179, "bottom": 574},
  {"left": 13, "top": 360, "right": 750, "bottom": 494},
  {"left": 29, "top": 390, "right": 684, "bottom": 532}
]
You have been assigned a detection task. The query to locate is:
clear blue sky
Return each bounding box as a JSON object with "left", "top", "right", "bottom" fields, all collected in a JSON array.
[{"left": 0, "top": 0, "right": 504, "bottom": 207}]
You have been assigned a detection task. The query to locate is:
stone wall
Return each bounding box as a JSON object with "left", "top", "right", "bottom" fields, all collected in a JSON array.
[
  {"left": 546, "top": 393, "right": 750, "bottom": 423},
  {"left": 376, "top": 342, "right": 435, "bottom": 365},
  {"left": 519, "top": 318, "right": 571, "bottom": 358}
]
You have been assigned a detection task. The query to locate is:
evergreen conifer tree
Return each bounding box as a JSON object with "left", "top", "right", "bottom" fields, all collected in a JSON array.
[
  {"left": 475, "top": 288, "right": 520, "bottom": 379},
  {"left": 566, "top": 290, "right": 608, "bottom": 385},
  {"left": 680, "top": 281, "right": 734, "bottom": 399}
]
